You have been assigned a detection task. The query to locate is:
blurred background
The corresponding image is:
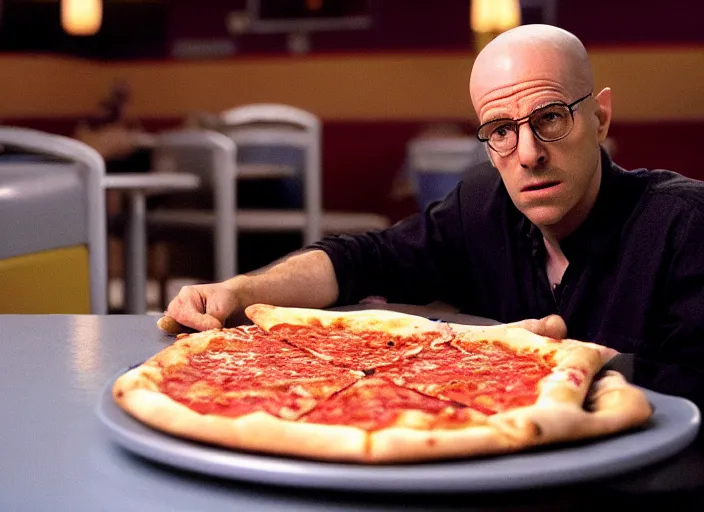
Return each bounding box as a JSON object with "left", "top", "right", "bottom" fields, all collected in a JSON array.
[{"left": 0, "top": 0, "right": 702, "bottom": 312}]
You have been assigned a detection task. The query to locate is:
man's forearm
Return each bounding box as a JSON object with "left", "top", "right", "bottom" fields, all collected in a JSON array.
[{"left": 223, "top": 249, "right": 340, "bottom": 310}]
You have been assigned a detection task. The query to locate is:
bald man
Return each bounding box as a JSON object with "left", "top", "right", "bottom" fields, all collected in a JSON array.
[{"left": 165, "top": 25, "right": 704, "bottom": 408}]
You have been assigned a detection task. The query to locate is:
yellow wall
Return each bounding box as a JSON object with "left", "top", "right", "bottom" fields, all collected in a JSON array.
[
  {"left": 1, "top": 47, "right": 703, "bottom": 121},
  {"left": 0, "top": 55, "right": 104, "bottom": 117}
]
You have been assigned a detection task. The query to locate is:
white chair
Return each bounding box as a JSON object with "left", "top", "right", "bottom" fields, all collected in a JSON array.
[
  {"left": 0, "top": 126, "right": 107, "bottom": 313},
  {"left": 146, "top": 129, "right": 237, "bottom": 281},
  {"left": 220, "top": 103, "right": 389, "bottom": 242},
  {"left": 406, "top": 136, "right": 488, "bottom": 210},
  {"left": 147, "top": 105, "right": 389, "bottom": 282},
  {"left": 219, "top": 103, "right": 324, "bottom": 246}
]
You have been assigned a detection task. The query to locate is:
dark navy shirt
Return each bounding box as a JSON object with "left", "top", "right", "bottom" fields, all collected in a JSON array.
[{"left": 312, "top": 149, "right": 704, "bottom": 407}]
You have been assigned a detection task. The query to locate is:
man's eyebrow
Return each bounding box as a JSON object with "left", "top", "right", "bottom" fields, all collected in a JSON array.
[
  {"left": 483, "top": 99, "right": 568, "bottom": 124},
  {"left": 530, "top": 100, "right": 565, "bottom": 111},
  {"left": 482, "top": 113, "right": 514, "bottom": 124}
]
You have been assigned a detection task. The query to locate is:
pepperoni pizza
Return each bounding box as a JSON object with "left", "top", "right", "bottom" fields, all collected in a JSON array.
[{"left": 112, "top": 304, "right": 653, "bottom": 463}]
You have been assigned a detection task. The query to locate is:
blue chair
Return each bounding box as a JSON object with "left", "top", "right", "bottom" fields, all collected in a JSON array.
[{"left": 407, "top": 136, "right": 488, "bottom": 210}]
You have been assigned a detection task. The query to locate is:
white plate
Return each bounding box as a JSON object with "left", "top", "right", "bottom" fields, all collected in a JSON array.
[{"left": 96, "top": 372, "right": 700, "bottom": 493}]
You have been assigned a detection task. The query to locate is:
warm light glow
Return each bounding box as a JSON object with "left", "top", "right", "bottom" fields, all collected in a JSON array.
[
  {"left": 61, "top": 0, "right": 103, "bottom": 36},
  {"left": 471, "top": 0, "right": 521, "bottom": 33},
  {"left": 306, "top": 0, "right": 324, "bottom": 10}
]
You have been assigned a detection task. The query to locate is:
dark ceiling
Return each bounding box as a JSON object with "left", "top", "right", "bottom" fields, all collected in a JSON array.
[
  {"left": 0, "top": 1, "right": 702, "bottom": 61},
  {"left": 0, "top": 0, "right": 169, "bottom": 59}
]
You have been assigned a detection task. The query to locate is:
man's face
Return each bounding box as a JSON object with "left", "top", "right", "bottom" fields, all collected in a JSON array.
[{"left": 471, "top": 51, "right": 609, "bottom": 238}]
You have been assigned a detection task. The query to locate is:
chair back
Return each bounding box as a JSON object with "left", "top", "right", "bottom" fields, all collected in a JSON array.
[
  {"left": 0, "top": 126, "right": 107, "bottom": 313},
  {"left": 407, "top": 136, "right": 487, "bottom": 210},
  {"left": 152, "top": 129, "right": 237, "bottom": 280},
  {"left": 219, "top": 103, "right": 322, "bottom": 245}
]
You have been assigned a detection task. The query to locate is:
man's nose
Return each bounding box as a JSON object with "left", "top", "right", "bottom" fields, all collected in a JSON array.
[{"left": 516, "top": 123, "right": 547, "bottom": 169}]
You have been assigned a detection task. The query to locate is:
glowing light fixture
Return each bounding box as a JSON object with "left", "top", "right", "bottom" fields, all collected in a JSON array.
[
  {"left": 471, "top": 0, "right": 521, "bottom": 33},
  {"left": 61, "top": 0, "right": 103, "bottom": 36},
  {"left": 470, "top": 0, "right": 521, "bottom": 52}
]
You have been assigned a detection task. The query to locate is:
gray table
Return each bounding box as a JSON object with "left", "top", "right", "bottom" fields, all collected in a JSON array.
[{"left": 1, "top": 312, "right": 703, "bottom": 511}]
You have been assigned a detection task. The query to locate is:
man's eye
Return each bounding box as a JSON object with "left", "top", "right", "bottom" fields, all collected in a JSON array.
[
  {"left": 537, "top": 110, "right": 566, "bottom": 124},
  {"left": 492, "top": 125, "right": 513, "bottom": 139}
]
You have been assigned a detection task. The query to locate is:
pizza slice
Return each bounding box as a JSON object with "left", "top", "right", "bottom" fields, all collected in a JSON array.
[
  {"left": 244, "top": 303, "right": 452, "bottom": 370},
  {"left": 382, "top": 323, "right": 653, "bottom": 449},
  {"left": 299, "top": 377, "right": 517, "bottom": 463},
  {"left": 112, "top": 325, "right": 364, "bottom": 446},
  {"left": 376, "top": 340, "right": 553, "bottom": 416},
  {"left": 449, "top": 324, "right": 605, "bottom": 410}
]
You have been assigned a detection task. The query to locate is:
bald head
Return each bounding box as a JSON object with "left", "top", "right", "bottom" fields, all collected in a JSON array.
[{"left": 469, "top": 25, "right": 593, "bottom": 112}]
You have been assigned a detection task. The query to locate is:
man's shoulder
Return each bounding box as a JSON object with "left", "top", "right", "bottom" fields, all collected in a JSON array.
[
  {"left": 458, "top": 160, "right": 503, "bottom": 193},
  {"left": 635, "top": 168, "right": 704, "bottom": 211},
  {"left": 449, "top": 160, "right": 514, "bottom": 225}
]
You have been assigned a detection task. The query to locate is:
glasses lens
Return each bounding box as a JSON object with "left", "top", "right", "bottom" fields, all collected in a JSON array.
[
  {"left": 530, "top": 104, "right": 573, "bottom": 141},
  {"left": 479, "top": 121, "right": 517, "bottom": 154}
]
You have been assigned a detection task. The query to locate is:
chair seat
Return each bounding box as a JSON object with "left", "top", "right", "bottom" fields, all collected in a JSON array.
[{"left": 147, "top": 209, "right": 390, "bottom": 234}]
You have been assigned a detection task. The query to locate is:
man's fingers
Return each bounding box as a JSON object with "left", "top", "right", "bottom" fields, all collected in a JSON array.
[
  {"left": 166, "top": 308, "right": 223, "bottom": 332},
  {"left": 513, "top": 314, "right": 568, "bottom": 339},
  {"left": 509, "top": 316, "right": 618, "bottom": 365},
  {"left": 156, "top": 315, "right": 184, "bottom": 335},
  {"left": 196, "top": 314, "right": 225, "bottom": 331},
  {"left": 541, "top": 314, "right": 568, "bottom": 339},
  {"left": 162, "top": 284, "right": 240, "bottom": 332},
  {"left": 204, "top": 289, "right": 237, "bottom": 321},
  {"left": 165, "top": 288, "right": 225, "bottom": 332}
]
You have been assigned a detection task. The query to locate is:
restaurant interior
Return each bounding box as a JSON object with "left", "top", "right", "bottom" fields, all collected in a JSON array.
[
  {"left": 1, "top": 0, "right": 702, "bottom": 315},
  {"left": 2, "top": 2, "right": 704, "bottom": 509}
]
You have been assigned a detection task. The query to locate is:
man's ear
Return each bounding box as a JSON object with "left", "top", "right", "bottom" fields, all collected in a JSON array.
[{"left": 594, "top": 87, "right": 612, "bottom": 143}]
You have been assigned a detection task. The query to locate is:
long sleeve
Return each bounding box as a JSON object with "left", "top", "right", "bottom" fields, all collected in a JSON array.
[
  {"left": 311, "top": 186, "right": 470, "bottom": 307},
  {"left": 631, "top": 205, "right": 704, "bottom": 411}
]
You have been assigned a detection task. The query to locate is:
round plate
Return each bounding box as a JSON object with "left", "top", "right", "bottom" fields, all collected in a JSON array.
[{"left": 97, "top": 374, "right": 700, "bottom": 493}]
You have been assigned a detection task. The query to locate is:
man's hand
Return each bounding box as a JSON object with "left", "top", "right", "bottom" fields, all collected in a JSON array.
[
  {"left": 512, "top": 314, "right": 619, "bottom": 364},
  {"left": 511, "top": 314, "right": 568, "bottom": 339},
  {"left": 163, "top": 282, "right": 241, "bottom": 332}
]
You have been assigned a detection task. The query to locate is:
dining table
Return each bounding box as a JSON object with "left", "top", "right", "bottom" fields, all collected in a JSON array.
[
  {"left": 104, "top": 172, "right": 201, "bottom": 314},
  {"left": 1, "top": 304, "right": 703, "bottom": 511},
  {"left": 104, "top": 163, "right": 297, "bottom": 315}
]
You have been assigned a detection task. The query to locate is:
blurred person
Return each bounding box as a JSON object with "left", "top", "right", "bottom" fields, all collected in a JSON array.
[
  {"left": 74, "top": 80, "right": 154, "bottom": 173},
  {"left": 164, "top": 25, "right": 704, "bottom": 410}
]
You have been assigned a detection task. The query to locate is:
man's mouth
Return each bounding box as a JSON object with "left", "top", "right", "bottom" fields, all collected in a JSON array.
[{"left": 521, "top": 181, "right": 561, "bottom": 192}]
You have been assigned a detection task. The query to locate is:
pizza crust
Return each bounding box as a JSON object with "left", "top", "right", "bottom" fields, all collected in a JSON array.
[
  {"left": 368, "top": 424, "right": 517, "bottom": 463},
  {"left": 487, "top": 371, "right": 654, "bottom": 447},
  {"left": 114, "top": 387, "right": 369, "bottom": 461},
  {"left": 451, "top": 324, "right": 565, "bottom": 355},
  {"left": 245, "top": 303, "right": 452, "bottom": 343},
  {"left": 113, "top": 373, "right": 516, "bottom": 463},
  {"left": 451, "top": 325, "right": 605, "bottom": 408},
  {"left": 113, "top": 366, "right": 652, "bottom": 463},
  {"left": 371, "top": 372, "right": 653, "bottom": 462}
]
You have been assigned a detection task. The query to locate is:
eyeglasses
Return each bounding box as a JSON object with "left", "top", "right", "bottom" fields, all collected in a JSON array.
[{"left": 476, "top": 93, "right": 593, "bottom": 157}]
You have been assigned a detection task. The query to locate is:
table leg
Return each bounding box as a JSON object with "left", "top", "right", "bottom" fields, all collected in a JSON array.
[{"left": 123, "top": 190, "right": 147, "bottom": 314}]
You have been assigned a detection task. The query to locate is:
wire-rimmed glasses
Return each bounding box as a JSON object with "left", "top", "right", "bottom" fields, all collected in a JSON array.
[{"left": 477, "top": 93, "right": 593, "bottom": 156}]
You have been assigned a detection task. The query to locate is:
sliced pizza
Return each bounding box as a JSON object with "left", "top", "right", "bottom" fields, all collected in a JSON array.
[
  {"left": 245, "top": 303, "right": 452, "bottom": 369},
  {"left": 113, "top": 305, "right": 654, "bottom": 463}
]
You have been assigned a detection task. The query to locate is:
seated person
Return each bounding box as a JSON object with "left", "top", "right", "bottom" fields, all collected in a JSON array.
[
  {"left": 164, "top": 25, "right": 704, "bottom": 412},
  {"left": 74, "top": 80, "right": 154, "bottom": 174}
]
